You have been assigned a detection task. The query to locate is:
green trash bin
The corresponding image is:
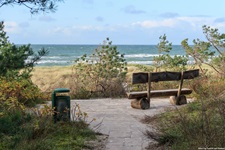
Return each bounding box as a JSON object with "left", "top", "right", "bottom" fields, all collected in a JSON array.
[{"left": 52, "top": 88, "right": 70, "bottom": 122}]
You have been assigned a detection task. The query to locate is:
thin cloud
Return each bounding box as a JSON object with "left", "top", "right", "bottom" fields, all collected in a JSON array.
[
  {"left": 123, "top": 5, "right": 146, "bottom": 14},
  {"left": 132, "top": 19, "right": 177, "bottom": 28},
  {"left": 214, "top": 17, "right": 225, "bottom": 23},
  {"left": 177, "top": 16, "right": 213, "bottom": 28},
  {"left": 48, "top": 27, "right": 72, "bottom": 36},
  {"left": 47, "top": 24, "right": 122, "bottom": 37},
  {"left": 160, "top": 12, "right": 179, "bottom": 18},
  {"left": 132, "top": 16, "right": 215, "bottom": 29},
  {"left": 4, "top": 21, "right": 20, "bottom": 33}
]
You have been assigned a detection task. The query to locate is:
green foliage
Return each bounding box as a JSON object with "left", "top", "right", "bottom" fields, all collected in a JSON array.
[
  {"left": 144, "top": 77, "right": 225, "bottom": 149},
  {"left": 132, "top": 64, "right": 154, "bottom": 72},
  {"left": 72, "top": 38, "right": 127, "bottom": 98},
  {"left": 0, "top": 0, "right": 64, "bottom": 14},
  {"left": 153, "top": 34, "right": 188, "bottom": 71},
  {"left": 0, "top": 21, "right": 48, "bottom": 79},
  {"left": 182, "top": 25, "right": 225, "bottom": 77},
  {"left": 0, "top": 104, "right": 96, "bottom": 149},
  {"left": 0, "top": 110, "right": 31, "bottom": 135},
  {"left": 0, "top": 78, "right": 48, "bottom": 114}
]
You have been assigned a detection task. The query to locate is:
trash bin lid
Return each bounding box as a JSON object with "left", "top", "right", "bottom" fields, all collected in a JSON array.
[{"left": 53, "top": 88, "right": 70, "bottom": 94}]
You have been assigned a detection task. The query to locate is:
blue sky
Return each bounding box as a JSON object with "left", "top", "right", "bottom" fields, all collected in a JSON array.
[{"left": 0, "top": 0, "right": 225, "bottom": 45}]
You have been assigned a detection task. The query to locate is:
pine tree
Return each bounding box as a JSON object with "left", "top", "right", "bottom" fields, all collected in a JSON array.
[
  {"left": 0, "top": 0, "right": 63, "bottom": 13},
  {"left": 0, "top": 21, "right": 48, "bottom": 79}
]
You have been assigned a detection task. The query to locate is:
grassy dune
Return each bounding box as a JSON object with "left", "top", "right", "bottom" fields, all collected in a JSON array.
[
  {"left": 31, "top": 65, "right": 148, "bottom": 95},
  {"left": 31, "top": 66, "right": 74, "bottom": 92},
  {"left": 31, "top": 65, "right": 197, "bottom": 95}
]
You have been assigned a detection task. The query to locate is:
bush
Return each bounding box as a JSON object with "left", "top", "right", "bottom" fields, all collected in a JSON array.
[
  {"left": 0, "top": 104, "right": 97, "bottom": 149},
  {"left": 72, "top": 38, "right": 127, "bottom": 98},
  {"left": 144, "top": 77, "right": 225, "bottom": 149},
  {"left": 0, "top": 78, "right": 49, "bottom": 114}
]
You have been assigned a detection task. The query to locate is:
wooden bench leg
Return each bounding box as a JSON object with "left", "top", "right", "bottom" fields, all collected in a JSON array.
[
  {"left": 131, "top": 98, "right": 150, "bottom": 109},
  {"left": 170, "top": 95, "right": 187, "bottom": 105},
  {"left": 178, "top": 95, "right": 187, "bottom": 105}
]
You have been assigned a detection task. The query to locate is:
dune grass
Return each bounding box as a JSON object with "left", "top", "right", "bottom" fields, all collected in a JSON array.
[
  {"left": 31, "top": 65, "right": 154, "bottom": 99},
  {"left": 31, "top": 64, "right": 202, "bottom": 99},
  {"left": 31, "top": 66, "right": 73, "bottom": 92}
]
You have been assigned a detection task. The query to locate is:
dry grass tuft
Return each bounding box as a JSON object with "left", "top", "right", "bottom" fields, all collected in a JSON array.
[{"left": 31, "top": 66, "right": 73, "bottom": 92}]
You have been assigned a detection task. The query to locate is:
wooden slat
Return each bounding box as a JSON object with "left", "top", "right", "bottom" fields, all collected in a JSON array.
[
  {"left": 150, "top": 71, "right": 181, "bottom": 82},
  {"left": 131, "top": 69, "right": 199, "bottom": 84},
  {"left": 132, "top": 72, "right": 148, "bottom": 84},
  {"left": 127, "top": 88, "right": 192, "bottom": 99},
  {"left": 127, "top": 91, "right": 148, "bottom": 99},
  {"left": 183, "top": 69, "right": 199, "bottom": 79}
]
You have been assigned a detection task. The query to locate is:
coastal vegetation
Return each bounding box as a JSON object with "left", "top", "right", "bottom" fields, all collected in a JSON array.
[
  {"left": 1, "top": 6, "right": 225, "bottom": 147},
  {"left": 0, "top": 1, "right": 104, "bottom": 149},
  {"left": 144, "top": 77, "right": 225, "bottom": 149},
  {"left": 72, "top": 38, "right": 127, "bottom": 98},
  {"left": 0, "top": 22, "right": 99, "bottom": 149},
  {"left": 143, "top": 26, "right": 225, "bottom": 149},
  {"left": 31, "top": 25, "right": 225, "bottom": 149}
]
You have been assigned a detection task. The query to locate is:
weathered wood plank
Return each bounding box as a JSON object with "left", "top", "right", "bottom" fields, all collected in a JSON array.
[
  {"left": 150, "top": 72, "right": 181, "bottom": 82},
  {"left": 183, "top": 69, "right": 199, "bottom": 79},
  {"left": 127, "top": 91, "right": 147, "bottom": 99},
  {"left": 132, "top": 72, "right": 148, "bottom": 84},
  {"left": 127, "top": 88, "right": 192, "bottom": 99},
  {"left": 131, "top": 69, "right": 199, "bottom": 84}
]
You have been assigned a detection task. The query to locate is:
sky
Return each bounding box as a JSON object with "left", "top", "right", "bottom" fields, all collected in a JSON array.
[{"left": 0, "top": 0, "right": 225, "bottom": 45}]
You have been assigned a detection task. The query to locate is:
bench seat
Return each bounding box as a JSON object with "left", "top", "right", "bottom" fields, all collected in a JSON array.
[{"left": 127, "top": 88, "right": 192, "bottom": 99}]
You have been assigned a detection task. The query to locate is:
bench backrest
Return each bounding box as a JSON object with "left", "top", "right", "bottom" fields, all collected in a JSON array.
[{"left": 132, "top": 69, "right": 199, "bottom": 84}]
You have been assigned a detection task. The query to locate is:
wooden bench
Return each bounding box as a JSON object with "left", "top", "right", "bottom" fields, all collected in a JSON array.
[{"left": 127, "top": 69, "right": 199, "bottom": 109}]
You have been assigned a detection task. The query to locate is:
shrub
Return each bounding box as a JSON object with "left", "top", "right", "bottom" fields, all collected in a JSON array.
[
  {"left": 0, "top": 78, "right": 49, "bottom": 114},
  {"left": 144, "top": 77, "right": 225, "bottom": 149},
  {"left": 72, "top": 38, "right": 127, "bottom": 98},
  {"left": 0, "top": 104, "right": 96, "bottom": 149}
]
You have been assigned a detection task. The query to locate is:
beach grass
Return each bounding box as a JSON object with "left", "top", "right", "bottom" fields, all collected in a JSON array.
[
  {"left": 31, "top": 66, "right": 73, "bottom": 92},
  {"left": 31, "top": 64, "right": 203, "bottom": 99},
  {"left": 31, "top": 65, "right": 152, "bottom": 94}
]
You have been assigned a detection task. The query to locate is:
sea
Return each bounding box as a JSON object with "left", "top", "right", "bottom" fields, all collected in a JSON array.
[{"left": 30, "top": 45, "right": 187, "bottom": 67}]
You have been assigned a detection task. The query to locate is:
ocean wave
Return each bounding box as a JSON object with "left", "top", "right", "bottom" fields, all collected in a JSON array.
[
  {"left": 37, "top": 60, "right": 70, "bottom": 64},
  {"left": 125, "top": 54, "right": 160, "bottom": 58},
  {"left": 125, "top": 54, "right": 187, "bottom": 58},
  {"left": 127, "top": 61, "right": 153, "bottom": 65},
  {"left": 42, "top": 56, "right": 78, "bottom": 59}
]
